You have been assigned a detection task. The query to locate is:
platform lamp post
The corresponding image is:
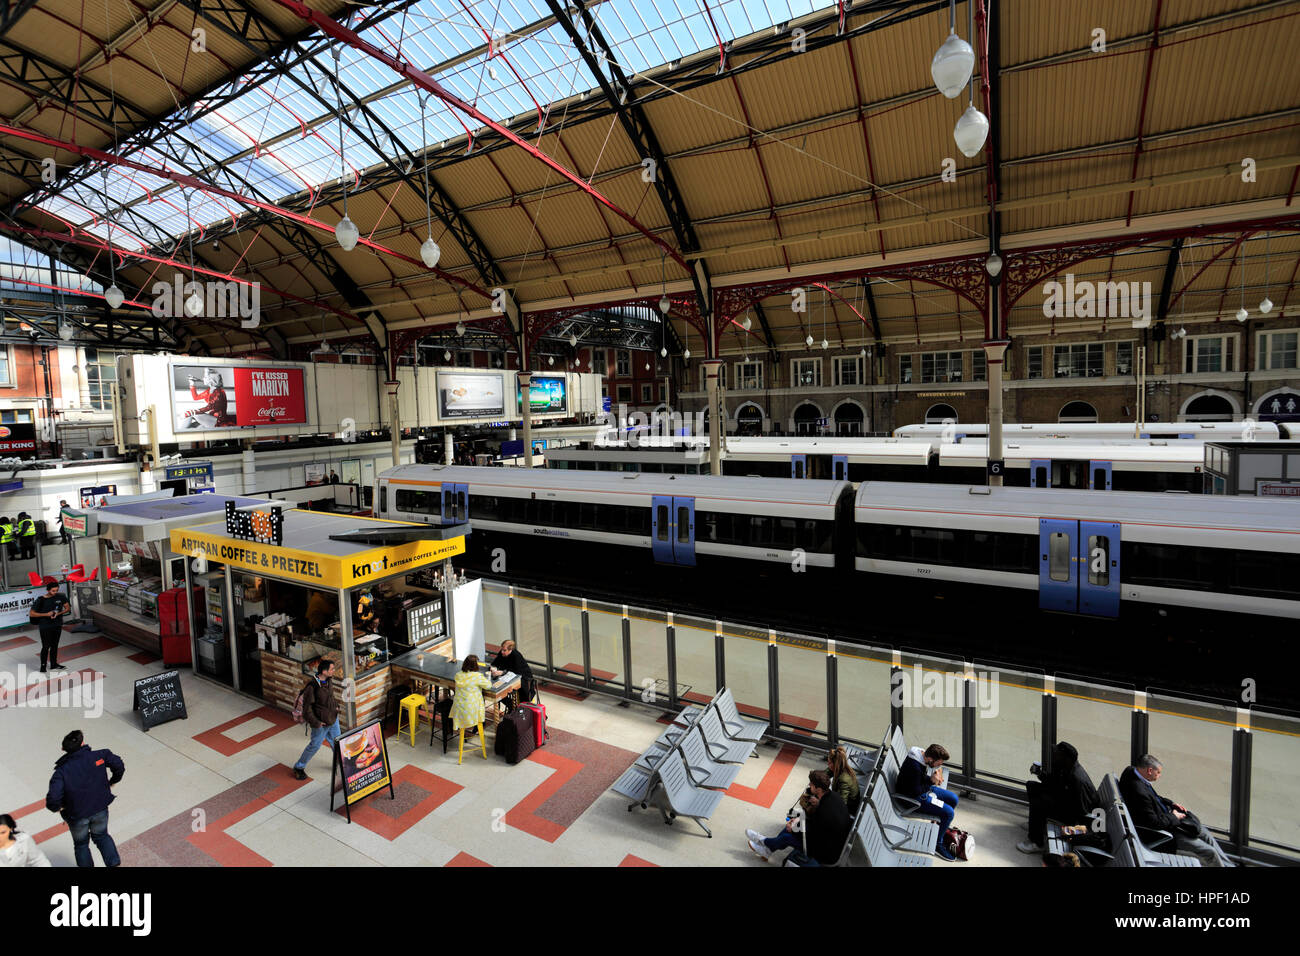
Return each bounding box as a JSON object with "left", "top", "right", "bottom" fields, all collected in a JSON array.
[
  {"left": 385, "top": 379, "right": 401, "bottom": 467},
  {"left": 982, "top": 250, "right": 1008, "bottom": 487}
]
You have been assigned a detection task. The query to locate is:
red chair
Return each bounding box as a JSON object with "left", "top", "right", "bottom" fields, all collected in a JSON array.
[
  {"left": 66, "top": 566, "right": 96, "bottom": 584},
  {"left": 26, "top": 572, "right": 43, "bottom": 587}
]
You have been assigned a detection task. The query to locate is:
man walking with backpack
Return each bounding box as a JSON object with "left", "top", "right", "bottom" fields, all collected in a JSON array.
[{"left": 293, "top": 659, "right": 340, "bottom": 780}]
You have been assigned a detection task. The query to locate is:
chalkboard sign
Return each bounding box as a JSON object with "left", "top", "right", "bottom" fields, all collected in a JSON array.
[{"left": 132, "top": 670, "right": 188, "bottom": 731}]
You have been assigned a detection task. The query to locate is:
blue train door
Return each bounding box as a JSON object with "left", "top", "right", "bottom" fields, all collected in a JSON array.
[
  {"left": 791, "top": 455, "right": 807, "bottom": 479},
  {"left": 1078, "top": 521, "right": 1120, "bottom": 617},
  {"left": 651, "top": 496, "right": 695, "bottom": 565},
  {"left": 832, "top": 455, "right": 848, "bottom": 481},
  {"left": 673, "top": 497, "right": 696, "bottom": 566},
  {"left": 1089, "top": 461, "right": 1113, "bottom": 490},
  {"left": 1031, "top": 460, "right": 1051, "bottom": 488},
  {"left": 1038, "top": 519, "right": 1077, "bottom": 611},
  {"left": 652, "top": 495, "right": 674, "bottom": 563},
  {"left": 1039, "top": 519, "right": 1121, "bottom": 616},
  {"left": 441, "top": 483, "right": 468, "bottom": 522}
]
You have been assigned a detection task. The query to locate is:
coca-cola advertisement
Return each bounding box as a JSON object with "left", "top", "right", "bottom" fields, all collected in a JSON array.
[{"left": 170, "top": 364, "right": 307, "bottom": 430}]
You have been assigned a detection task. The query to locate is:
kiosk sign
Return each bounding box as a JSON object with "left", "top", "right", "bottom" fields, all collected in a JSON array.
[{"left": 330, "top": 719, "right": 394, "bottom": 821}]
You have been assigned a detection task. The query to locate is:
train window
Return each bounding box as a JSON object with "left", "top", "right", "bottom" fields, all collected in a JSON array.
[
  {"left": 456, "top": 490, "right": 467, "bottom": 521},
  {"left": 910, "top": 528, "right": 954, "bottom": 562},
  {"left": 748, "top": 516, "right": 773, "bottom": 547},
  {"left": 379, "top": 485, "right": 387, "bottom": 514},
  {"left": 1087, "top": 535, "right": 1111, "bottom": 586},
  {"left": 773, "top": 518, "right": 797, "bottom": 548},
  {"left": 793, "top": 460, "right": 805, "bottom": 479},
  {"left": 1122, "top": 542, "right": 1216, "bottom": 591},
  {"left": 1033, "top": 466, "right": 1048, "bottom": 487},
  {"left": 395, "top": 489, "right": 438, "bottom": 514},
  {"left": 677, "top": 507, "right": 691, "bottom": 544},
  {"left": 656, "top": 505, "right": 669, "bottom": 541},
  {"left": 1048, "top": 532, "right": 1070, "bottom": 581},
  {"left": 1232, "top": 551, "right": 1300, "bottom": 599}
]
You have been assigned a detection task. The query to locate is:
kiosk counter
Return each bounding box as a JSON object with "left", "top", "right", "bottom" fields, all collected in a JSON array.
[{"left": 169, "top": 506, "right": 468, "bottom": 727}]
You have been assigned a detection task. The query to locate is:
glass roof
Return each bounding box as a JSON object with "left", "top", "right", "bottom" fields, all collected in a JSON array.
[
  {"left": 32, "top": 0, "right": 825, "bottom": 253},
  {"left": 0, "top": 235, "right": 103, "bottom": 297}
]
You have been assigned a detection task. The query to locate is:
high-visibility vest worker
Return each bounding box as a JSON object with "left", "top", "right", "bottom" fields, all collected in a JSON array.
[
  {"left": 17, "top": 516, "right": 35, "bottom": 539},
  {"left": 0, "top": 520, "right": 11, "bottom": 545}
]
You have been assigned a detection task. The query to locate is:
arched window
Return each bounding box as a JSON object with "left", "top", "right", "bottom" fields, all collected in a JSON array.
[
  {"left": 924, "top": 403, "right": 957, "bottom": 424},
  {"left": 793, "top": 402, "right": 822, "bottom": 436},
  {"left": 834, "top": 402, "right": 865, "bottom": 436},
  {"left": 735, "top": 403, "right": 764, "bottom": 436},
  {"left": 1058, "top": 401, "right": 1098, "bottom": 423},
  {"left": 1184, "top": 394, "right": 1235, "bottom": 421}
]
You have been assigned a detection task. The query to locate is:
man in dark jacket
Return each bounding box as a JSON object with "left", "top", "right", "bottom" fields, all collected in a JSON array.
[
  {"left": 896, "top": 743, "right": 960, "bottom": 860},
  {"left": 45, "top": 730, "right": 124, "bottom": 867},
  {"left": 1017, "top": 741, "right": 1101, "bottom": 854},
  {"left": 1120, "top": 754, "right": 1234, "bottom": 866},
  {"left": 292, "top": 659, "right": 341, "bottom": 780},
  {"left": 746, "top": 770, "right": 850, "bottom": 866}
]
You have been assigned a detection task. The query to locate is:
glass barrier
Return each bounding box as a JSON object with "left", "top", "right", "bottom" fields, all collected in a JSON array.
[
  {"left": 973, "top": 661, "right": 1045, "bottom": 785},
  {"left": 1147, "top": 694, "right": 1236, "bottom": 833},
  {"left": 513, "top": 588, "right": 547, "bottom": 671},
  {"left": 482, "top": 582, "right": 512, "bottom": 655},
  {"left": 898, "top": 651, "right": 965, "bottom": 773},
  {"left": 1055, "top": 677, "right": 1134, "bottom": 781},
  {"left": 627, "top": 608, "right": 670, "bottom": 706},
  {"left": 1249, "top": 711, "right": 1300, "bottom": 854},
  {"left": 587, "top": 599, "right": 625, "bottom": 690},
  {"left": 835, "top": 644, "right": 893, "bottom": 748},
  {"left": 720, "top": 624, "right": 771, "bottom": 729},
  {"left": 774, "top": 631, "right": 829, "bottom": 740},
  {"left": 548, "top": 596, "right": 584, "bottom": 679},
  {"left": 673, "top": 615, "right": 717, "bottom": 706}
]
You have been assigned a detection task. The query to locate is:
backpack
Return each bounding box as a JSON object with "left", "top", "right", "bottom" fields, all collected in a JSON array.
[
  {"left": 292, "top": 682, "right": 311, "bottom": 725},
  {"left": 944, "top": 827, "right": 975, "bottom": 862}
]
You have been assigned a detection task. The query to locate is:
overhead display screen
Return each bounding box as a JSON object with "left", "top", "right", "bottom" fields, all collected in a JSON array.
[
  {"left": 519, "top": 375, "right": 567, "bottom": 414},
  {"left": 437, "top": 370, "right": 505, "bottom": 419}
]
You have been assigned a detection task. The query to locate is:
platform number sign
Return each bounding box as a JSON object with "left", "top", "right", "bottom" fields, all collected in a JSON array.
[
  {"left": 987, "top": 459, "right": 1004, "bottom": 478},
  {"left": 225, "top": 500, "right": 283, "bottom": 546}
]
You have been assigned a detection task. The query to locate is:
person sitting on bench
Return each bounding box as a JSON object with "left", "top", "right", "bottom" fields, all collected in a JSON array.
[
  {"left": 897, "top": 743, "right": 959, "bottom": 861},
  {"left": 746, "top": 770, "right": 849, "bottom": 866},
  {"left": 1120, "top": 754, "right": 1234, "bottom": 867},
  {"left": 1017, "top": 741, "right": 1101, "bottom": 855}
]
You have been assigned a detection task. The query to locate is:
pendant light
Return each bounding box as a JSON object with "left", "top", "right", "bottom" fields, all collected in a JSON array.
[
  {"left": 1235, "top": 241, "right": 1248, "bottom": 322},
  {"left": 931, "top": 0, "right": 975, "bottom": 98},
  {"left": 102, "top": 169, "right": 124, "bottom": 308},
  {"left": 418, "top": 94, "right": 441, "bottom": 268},
  {"left": 332, "top": 48, "right": 359, "bottom": 252},
  {"left": 952, "top": 1, "right": 988, "bottom": 157},
  {"left": 548, "top": 355, "right": 555, "bottom": 366},
  {"left": 184, "top": 190, "right": 203, "bottom": 317},
  {"left": 1259, "top": 233, "right": 1274, "bottom": 314}
]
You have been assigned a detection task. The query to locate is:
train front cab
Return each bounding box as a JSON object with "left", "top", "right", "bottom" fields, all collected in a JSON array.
[
  {"left": 1039, "top": 518, "right": 1120, "bottom": 616},
  {"left": 651, "top": 495, "right": 696, "bottom": 566}
]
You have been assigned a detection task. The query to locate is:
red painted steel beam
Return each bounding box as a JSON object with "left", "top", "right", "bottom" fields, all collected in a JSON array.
[
  {"left": 1125, "top": 0, "right": 1164, "bottom": 226},
  {"left": 268, "top": 0, "right": 687, "bottom": 271},
  {"left": 0, "top": 123, "right": 491, "bottom": 301}
]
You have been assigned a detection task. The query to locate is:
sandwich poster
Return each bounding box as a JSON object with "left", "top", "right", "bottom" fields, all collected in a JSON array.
[
  {"left": 334, "top": 720, "right": 391, "bottom": 805},
  {"left": 171, "top": 364, "right": 307, "bottom": 430},
  {"left": 437, "top": 370, "right": 505, "bottom": 419}
]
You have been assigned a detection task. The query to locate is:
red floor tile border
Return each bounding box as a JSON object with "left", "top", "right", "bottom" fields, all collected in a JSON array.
[
  {"left": 193, "top": 705, "right": 300, "bottom": 757},
  {"left": 504, "top": 749, "right": 584, "bottom": 844},
  {"left": 333, "top": 765, "right": 464, "bottom": 841},
  {"left": 0, "top": 669, "right": 102, "bottom": 708},
  {"left": 127, "top": 650, "right": 161, "bottom": 665},
  {"left": 0, "top": 635, "right": 35, "bottom": 651},
  {"left": 725, "top": 743, "right": 805, "bottom": 808},
  {"left": 445, "top": 851, "right": 492, "bottom": 867},
  {"left": 53, "top": 636, "right": 119, "bottom": 663},
  {"left": 619, "top": 854, "right": 659, "bottom": 867},
  {"left": 560, "top": 662, "right": 618, "bottom": 682}
]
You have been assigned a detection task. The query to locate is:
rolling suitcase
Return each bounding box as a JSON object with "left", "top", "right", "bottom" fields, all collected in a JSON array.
[
  {"left": 519, "top": 701, "right": 548, "bottom": 749},
  {"left": 494, "top": 706, "right": 536, "bottom": 764}
]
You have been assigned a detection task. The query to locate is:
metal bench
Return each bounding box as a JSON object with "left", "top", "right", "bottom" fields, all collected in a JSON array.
[
  {"left": 679, "top": 725, "right": 743, "bottom": 790},
  {"left": 866, "top": 771, "right": 941, "bottom": 855},
  {"left": 655, "top": 749, "right": 724, "bottom": 837},
  {"left": 698, "top": 707, "right": 758, "bottom": 764},
  {"left": 714, "top": 687, "right": 767, "bottom": 742},
  {"left": 857, "top": 798, "right": 932, "bottom": 868}
]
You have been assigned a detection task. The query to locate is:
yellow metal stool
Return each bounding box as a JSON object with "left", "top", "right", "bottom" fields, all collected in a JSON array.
[
  {"left": 457, "top": 723, "right": 487, "bottom": 764},
  {"left": 396, "top": 693, "right": 428, "bottom": 746}
]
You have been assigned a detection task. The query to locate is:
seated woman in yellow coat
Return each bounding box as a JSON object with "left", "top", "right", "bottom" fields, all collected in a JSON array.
[{"left": 450, "top": 655, "right": 492, "bottom": 763}]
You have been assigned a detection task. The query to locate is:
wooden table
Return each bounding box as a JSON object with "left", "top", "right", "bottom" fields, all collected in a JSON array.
[{"left": 388, "top": 650, "right": 521, "bottom": 726}]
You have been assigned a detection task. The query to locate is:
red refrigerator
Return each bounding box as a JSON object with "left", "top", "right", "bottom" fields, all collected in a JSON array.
[{"left": 158, "top": 586, "right": 200, "bottom": 666}]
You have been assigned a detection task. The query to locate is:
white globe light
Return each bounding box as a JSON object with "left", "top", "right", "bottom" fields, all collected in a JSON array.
[
  {"left": 488, "top": 66, "right": 498, "bottom": 81},
  {"left": 569, "top": 333, "right": 578, "bottom": 347},
  {"left": 931, "top": 30, "right": 975, "bottom": 99},
  {"left": 548, "top": 356, "right": 554, "bottom": 365},
  {"left": 820, "top": 338, "right": 829, "bottom": 350},
  {"left": 59, "top": 323, "right": 74, "bottom": 341},
  {"left": 953, "top": 104, "right": 989, "bottom": 158},
  {"left": 741, "top": 316, "right": 752, "bottom": 331},
  {"left": 1236, "top": 307, "right": 1248, "bottom": 322},
  {"left": 455, "top": 321, "right": 465, "bottom": 336},
  {"left": 104, "top": 284, "right": 124, "bottom": 309},
  {"left": 420, "top": 237, "right": 441, "bottom": 268},
  {"left": 683, "top": 349, "right": 691, "bottom": 361},
  {"left": 335, "top": 215, "right": 360, "bottom": 251},
  {"left": 859, "top": 348, "right": 867, "bottom": 357},
  {"left": 985, "top": 251, "right": 1002, "bottom": 278},
  {"left": 805, "top": 334, "right": 814, "bottom": 347},
  {"left": 443, "top": 350, "right": 451, "bottom": 361},
  {"left": 184, "top": 291, "right": 204, "bottom": 317},
  {"left": 644, "top": 362, "right": 650, "bottom": 371},
  {"left": 1259, "top": 296, "right": 1274, "bottom": 315},
  {"left": 660, "top": 346, "right": 667, "bottom": 358},
  {"left": 574, "top": 356, "right": 582, "bottom": 366},
  {"left": 659, "top": 295, "right": 671, "bottom": 314}
]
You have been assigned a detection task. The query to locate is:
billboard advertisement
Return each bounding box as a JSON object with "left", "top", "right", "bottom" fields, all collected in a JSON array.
[
  {"left": 171, "top": 364, "right": 307, "bottom": 431},
  {"left": 0, "top": 423, "right": 37, "bottom": 458},
  {"left": 519, "top": 375, "right": 567, "bottom": 414},
  {"left": 437, "top": 370, "right": 505, "bottom": 419}
]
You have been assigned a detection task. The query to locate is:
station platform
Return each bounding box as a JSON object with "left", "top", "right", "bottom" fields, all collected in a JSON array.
[{"left": 0, "top": 621, "right": 1037, "bottom": 868}]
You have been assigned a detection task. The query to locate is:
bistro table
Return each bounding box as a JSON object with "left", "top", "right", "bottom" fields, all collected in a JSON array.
[{"left": 388, "top": 649, "right": 522, "bottom": 727}]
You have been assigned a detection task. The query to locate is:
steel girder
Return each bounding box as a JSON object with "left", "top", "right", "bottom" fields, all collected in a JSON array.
[
  {"left": 1155, "top": 236, "right": 1186, "bottom": 323},
  {"left": 0, "top": 1, "right": 39, "bottom": 33},
  {"left": 172, "top": 0, "right": 506, "bottom": 293},
  {"left": 546, "top": 0, "right": 712, "bottom": 317}
]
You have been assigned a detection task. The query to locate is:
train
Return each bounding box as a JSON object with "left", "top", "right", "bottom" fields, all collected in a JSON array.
[
  {"left": 893, "top": 421, "right": 1286, "bottom": 441},
  {"left": 545, "top": 435, "right": 1234, "bottom": 492}
]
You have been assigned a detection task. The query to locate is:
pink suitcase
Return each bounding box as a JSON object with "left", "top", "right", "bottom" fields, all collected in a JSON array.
[{"left": 519, "top": 702, "right": 547, "bottom": 748}]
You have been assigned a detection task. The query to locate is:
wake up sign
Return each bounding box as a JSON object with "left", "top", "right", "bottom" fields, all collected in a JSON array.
[{"left": 132, "top": 670, "right": 188, "bottom": 731}]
